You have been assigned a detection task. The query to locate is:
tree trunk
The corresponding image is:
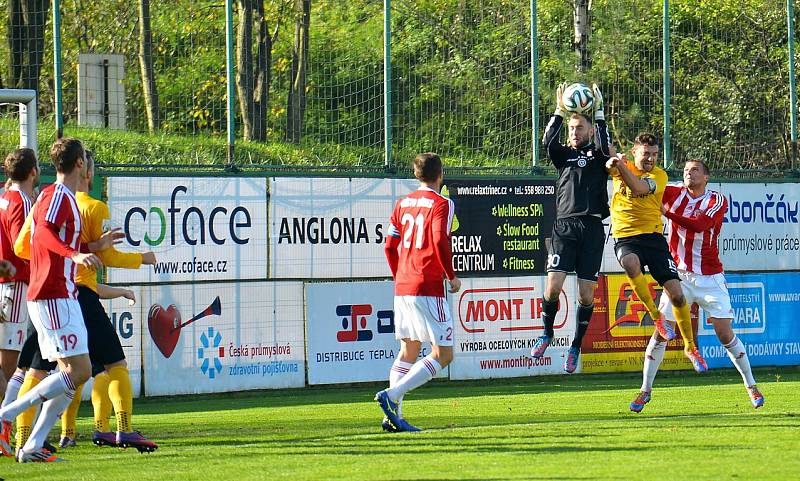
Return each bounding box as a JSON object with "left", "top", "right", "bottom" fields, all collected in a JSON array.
[
  {"left": 138, "top": 0, "right": 160, "bottom": 132},
  {"left": 236, "top": 0, "right": 255, "bottom": 140},
  {"left": 8, "top": 0, "right": 24, "bottom": 88},
  {"left": 18, "top": 0, "right": 49, "bottom": 93},
  {"left": 286, "top": 0, "right": 310, "bottom": 144},
  {"left": 573, "top": 0, "right": 591, "bottom": 73},
  {"left": 251, "top": 0, "right": 270, "bottom": 142}
]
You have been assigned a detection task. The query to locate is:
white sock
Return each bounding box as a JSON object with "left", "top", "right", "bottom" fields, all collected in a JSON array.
[
  {"left": 1, "top": 370, "right": 26, "bottom": 408},
  {"left": 724, "top": 336, "right": 756, "bottom": 387},
  {"left": 389, "top": 359, "right": 412, "bottom": 418},
  {"left": 0, "top": 371, "right": 74, "bottom": 421},
  {"left": 23, "top": 391, "right": 73, "bottom": 453},
  {"left": 386, "top": 355, "right": 440, "bottom": 402},
  {"left": 641, "top": 337, "right": 667, "bottom": 392}
]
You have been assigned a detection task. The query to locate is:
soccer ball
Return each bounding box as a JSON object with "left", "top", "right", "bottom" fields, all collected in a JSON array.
[{"left": 561, "top": 83, "right": 594, "bottom": 114}]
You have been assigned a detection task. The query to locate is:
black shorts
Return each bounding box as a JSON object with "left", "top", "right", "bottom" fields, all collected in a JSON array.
[
  {"left": 78, "top": 286, "right": 126, "bottom": 374},
  {"left": 546, "top": 215, "right": 605, "bottom": 282},
  {"left": 17, "top": 331, "right": 57, "bottom": 372},
  {"left": 614, "top": 233, "right": 679, "bottom": 286}
]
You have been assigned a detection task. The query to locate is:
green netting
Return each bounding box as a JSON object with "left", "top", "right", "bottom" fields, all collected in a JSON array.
[
  {"left": 1, "top": 0, "right": 799, "bottom": 177},
  {"left": 670, "top": 0, "right": 791, "bottom": 171}
]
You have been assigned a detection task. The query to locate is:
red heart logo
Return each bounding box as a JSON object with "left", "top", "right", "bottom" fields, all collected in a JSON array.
[{"left": 148, "top": 304, "right": 182, "bottom": 358}]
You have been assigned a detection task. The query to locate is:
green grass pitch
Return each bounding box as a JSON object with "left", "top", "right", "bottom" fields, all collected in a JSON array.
[{"left": 2, "top": 366, "right": 798, "bottom": 480}]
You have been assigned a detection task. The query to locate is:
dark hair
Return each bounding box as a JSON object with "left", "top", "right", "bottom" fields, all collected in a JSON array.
[
  {"left": 413, "top": 152, "right": 443, "bottom": 183},
  {"left": 49, "top": 137, "right": 85, "bottom": 174},
  {"left": 633, "top": 133, "right": 659, "bottom": 147},
  {"left": 4, "top": 148, "right": 37, "bottom": 181},
  {"left": 569, "top": 113, "right": 593, "bottom": 125},
  {"left": 85, "top": 149, "right": 95, "bottom": 172},
  {"left": 686, "top": 159, "right": 710, "bottom": 175}
]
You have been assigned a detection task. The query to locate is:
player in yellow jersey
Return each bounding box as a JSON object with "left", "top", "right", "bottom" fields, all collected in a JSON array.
[
  {"left": 14, "top": 151, "right": 158, "bottom": 452},
  {"left": 64, "top": 151, "right": 158, "bottom": 451},
  {"left": 607, "top": 133, "right": 708, "bottom": 372}
]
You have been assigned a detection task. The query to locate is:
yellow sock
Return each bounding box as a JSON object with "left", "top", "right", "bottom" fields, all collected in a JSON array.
[
  {"left": 60, "top": 383, "right": 84, "bottom": 439},
  {"left": 15, "top": 375, "right": 41, "bottom": 450},
  {"left": 91, "top": 373, "right": 113, "bottom": 432},
  {"left": 672, "top": 302, "right": 696, "bottom": 351},
  {"left": 628, "top": 274, "right": 660, "bottom": 320},
  {"left": 107, "top": 366, "right": 133, "bottom": 433}
]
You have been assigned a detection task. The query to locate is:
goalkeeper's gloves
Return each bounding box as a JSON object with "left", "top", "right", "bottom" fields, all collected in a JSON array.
[
  {"left": 554, "top": 81, "right": 568, "bottom": 117},
  {"left": 592, "top": 83, "right": 605, "bottom": 121}
]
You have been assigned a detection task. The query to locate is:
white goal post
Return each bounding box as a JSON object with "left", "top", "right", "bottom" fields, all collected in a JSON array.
[{"left": 0, "top": 89, "right": 37, "bottom": 152}]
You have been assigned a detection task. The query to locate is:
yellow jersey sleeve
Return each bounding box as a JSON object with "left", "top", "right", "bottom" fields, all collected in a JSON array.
[
  {"left": 76, "top": 193, "right": 143, "bottom": 292},
  {"left": 610, "top": 163, "right": 668, "bottom": 238},
  {"left": 13, "top": 210, "right": 33, "bottom": 261}
]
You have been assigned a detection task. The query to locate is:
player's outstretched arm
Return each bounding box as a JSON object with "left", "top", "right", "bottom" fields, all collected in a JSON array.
[
  {"left": 71, "top": 252, "right": 103, "bottom": 270},
  {"left": 37, "top": 220, "right": 82, "bottom": 258},
  {"left": 141, "top": 252, "right": 157, "bottom": 265},
  {"left": 88, "top": 203, "right": 144, "bottom": 269},
  {"left": 614, "top": 154, "right": 654, "bottom": 196},
  {"left": 664, "top": 209, "right": 716, "bottom": 233},
  {"left": 96, "top": 283, "right": 135, "bottom": 303},
  {"left": 88, "top": 228, "right": 124, "bottom": 252}
]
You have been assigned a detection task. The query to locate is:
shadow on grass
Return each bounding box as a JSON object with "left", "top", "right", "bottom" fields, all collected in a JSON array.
[{"left": 127, "top": 366, "right": 799, "bottom": 417}]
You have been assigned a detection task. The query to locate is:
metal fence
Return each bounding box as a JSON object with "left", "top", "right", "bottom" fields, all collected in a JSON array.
[{"left": 0, "top": 0, "right": 798, "bottom": 176}]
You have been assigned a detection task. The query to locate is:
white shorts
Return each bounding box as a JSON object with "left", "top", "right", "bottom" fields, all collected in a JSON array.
[
  {"left": 659, "top": 271, "right": 734, "bottom": 321},
  {"left": 27, "top": 298, "right": 88, "bottom": 361},
  {"left": 394, "top": 295, "right": 454, "bottom": 346},
  {"left": 0, "top": 281, "right": 31, "bottom": 351}
]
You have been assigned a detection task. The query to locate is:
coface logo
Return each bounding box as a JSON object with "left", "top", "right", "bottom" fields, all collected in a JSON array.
[
  {"left": 458, "top": 287, "right": 569, "bottom": 334},
  {"left": 198, "top": 326, "right": 224, "bottom": 379},
  {"left": 336, "top": 304, "right": 395, "bottom": 342},
  {"left": 123, "top": 185, "right": 252, "bottom": 247},
  {"left": 710, "top": 282, "right": 765, "bottom": 334}
]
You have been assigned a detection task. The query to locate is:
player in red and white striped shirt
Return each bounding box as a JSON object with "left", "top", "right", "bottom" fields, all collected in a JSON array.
[
  {"left": 630, "top": 160, "right": 763, "bottom": 413},
  {"left": 0, "top": 138, "right": 102, "bottom": 462},
  {"left": 375, "top": 152, "right": 460, "bottom": 432},
  {"left": 0, "top": 148, "right": 38, "bottom": 411}
]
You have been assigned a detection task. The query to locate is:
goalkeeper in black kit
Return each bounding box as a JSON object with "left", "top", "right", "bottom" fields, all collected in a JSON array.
[{"left": 530, "top": 83, "right": 614, "bottom": 373}]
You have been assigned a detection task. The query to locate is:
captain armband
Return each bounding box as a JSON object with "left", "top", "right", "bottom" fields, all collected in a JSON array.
[{"left": 643, "top": 177, "right": 657, "bottom": 194}]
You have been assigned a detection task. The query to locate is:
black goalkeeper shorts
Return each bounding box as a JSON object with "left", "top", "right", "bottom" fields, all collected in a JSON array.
[{"left": 546, "top": 215, "right": 605, "bottom": 282}]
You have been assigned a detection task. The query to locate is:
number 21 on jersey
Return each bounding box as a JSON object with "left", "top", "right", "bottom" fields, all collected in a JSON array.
[{"left": 400, "top": 213, "right": 425, "bottom": 249}]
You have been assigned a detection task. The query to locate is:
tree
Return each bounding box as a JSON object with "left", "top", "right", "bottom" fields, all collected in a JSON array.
[
  {"left": 573, "top": 0, "right": 591, "bottom": 72},
  {"left": 138, "top": 0, "right": 160, "bottom": 132},
  {"left": 7, "top": 0, "right": 50, "bottom": 93},
  {"left": 286, "top": 0, "right": 309, "bottom": 144},
  {"left": 236, "top": 0, "right": 281, "bottom": 142}
]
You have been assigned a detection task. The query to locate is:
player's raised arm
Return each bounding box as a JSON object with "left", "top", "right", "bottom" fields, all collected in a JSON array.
[
  {"left": 614, "top": 153, "right": 656, "bottom": 196},
  {"left": 542, "top": 82, "right": 572, "bottom": 166},
  {"left": 591, "top": 84, "right": 612, "bottom": 158}
]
